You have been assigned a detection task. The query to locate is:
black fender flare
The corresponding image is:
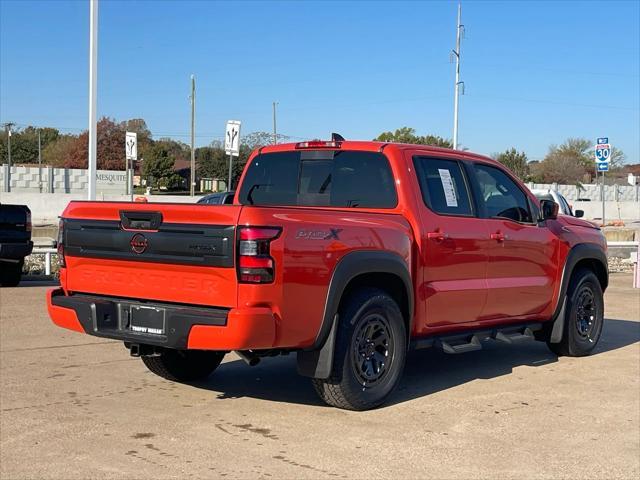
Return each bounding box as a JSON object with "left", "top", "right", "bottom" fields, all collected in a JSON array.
[
  {"left": 549, "top": 242, "right": 608, "bottom": 343},
  {"left": 296, "top": 250, "right": 414, "bottom": 379}
]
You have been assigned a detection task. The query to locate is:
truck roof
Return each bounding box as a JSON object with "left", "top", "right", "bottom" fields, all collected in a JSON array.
[{"left": 256, "top": 140, "right": 499, "bottom": 165}]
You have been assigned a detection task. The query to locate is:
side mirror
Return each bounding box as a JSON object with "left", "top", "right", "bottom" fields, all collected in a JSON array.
[
  {"left": 574, "top": 209, "right": 584, "bottom": 218},
  {"left": 539, "top": 199, "right": 559, "bottom": 221}
]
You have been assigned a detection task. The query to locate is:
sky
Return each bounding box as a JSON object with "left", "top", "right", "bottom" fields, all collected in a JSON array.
[{"left": 1, "top": 0, "right": 639, "bottom": 163}]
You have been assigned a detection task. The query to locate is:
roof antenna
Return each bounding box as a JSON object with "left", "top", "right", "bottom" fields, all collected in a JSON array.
[{"left": 331, "top": 133, "right": 345, "bottom": 142}]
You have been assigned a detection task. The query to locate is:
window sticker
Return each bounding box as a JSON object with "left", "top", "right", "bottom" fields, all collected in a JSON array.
[{"left": 438, "top": 168, "right": 458, "bottom": 207}]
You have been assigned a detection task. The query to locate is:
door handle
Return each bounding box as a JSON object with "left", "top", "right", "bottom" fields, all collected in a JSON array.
[
  {"left": 427, "top": 231, "right": 448, "bottom": 242},
  {"left": 490, "top": 232, "right": 505, "bottom": 242}
]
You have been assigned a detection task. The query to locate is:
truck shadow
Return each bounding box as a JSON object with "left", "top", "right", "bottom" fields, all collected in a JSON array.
[
  {"left": 194, "top": 318, "right": 640, "bottom": 408},
  {"left": 14, "top": 279, "right": 60, "bottom": 288}
]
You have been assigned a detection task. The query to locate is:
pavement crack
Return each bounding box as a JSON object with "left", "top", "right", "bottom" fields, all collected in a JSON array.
[{"left": 0, "top": 340, "right": 119, "bottom": 353}]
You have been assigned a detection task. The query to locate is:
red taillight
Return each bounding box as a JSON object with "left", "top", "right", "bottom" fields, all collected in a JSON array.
[
  {"left": 295, "top": 140, "right": 341, "bottom": 149},
  {"left": 57, "top": 219, "right": 65, "bottom": 268},
  {"left": 237, "top": 226, "right": 280, "bottom": 284},
  {"left": 25, "top": 211, "right": 32, "bottom": 233}
]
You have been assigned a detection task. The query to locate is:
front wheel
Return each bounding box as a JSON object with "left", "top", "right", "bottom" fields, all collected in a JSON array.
[
  {"left": 142, "top": 349, "right": 225, "bottom": 382},
  {"left": 547, "top": 268, "right": 604, "bottom": 357},
  {"left": 312, "top": 288, "right": 407, "bottom": 411}
]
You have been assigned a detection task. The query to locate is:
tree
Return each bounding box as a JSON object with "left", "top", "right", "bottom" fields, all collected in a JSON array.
[
  {"left": 196, "top": 146, "right": 228, "bottom": 180},
  {"left": 142, "top": 142, "right": 176, "bottom": 188},
  {"left": 42, "top": 135, "right": 77, "bottom": 167},
  {"left": 196, "top": 143, "right": 252, "bottom": 190},
  {"left": 493, "top": 148, "right": 529, "bottom": 180},
  {"left": 66, "top": 117, "right": 126, "bottom": 170},
  {"left": 242, "top": 131, "right": 290, "bottom": 150},
  {"left": 374, "top": 127, "right": 453, "bottom": 148},
  {"left": 0, "top": 125, "right": 60, "bottom": 165},
  {"left": 530, "top": 151, "right": 589, "bottom": 184},
  {"left": 532, "top": 138, "right": 626, "bottom": 183}
]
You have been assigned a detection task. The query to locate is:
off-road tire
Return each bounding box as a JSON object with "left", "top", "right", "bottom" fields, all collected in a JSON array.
[
  {"left": 547, "top": 268, "right": 604, "bottom": 357},
  {"left": 312, "top": 288, "right": 407, "bottom": 411},
  {"left": 142, "top": 349, "right": 225, "bottom": 382},
  {"left": 0, "top": 261, "right": 23, "bottom": 287}
]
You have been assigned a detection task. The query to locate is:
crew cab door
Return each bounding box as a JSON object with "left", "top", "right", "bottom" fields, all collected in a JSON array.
[
  {"left": 411, "top": 155, "right": 490, "bottom": 331},
  {"left": 470, "top": 162, "right": 559, "bottom": 320}
]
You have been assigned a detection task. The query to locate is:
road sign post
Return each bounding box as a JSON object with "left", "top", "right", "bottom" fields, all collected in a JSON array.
[
  {"left": 594, "top": 137, "right": 611, "bottom": 226},
  {"left": 224, "top": 120, "right": 241, "bottom": 191},
  {"left": 126, "top": 131, "right": 137, "bottom": 200}
]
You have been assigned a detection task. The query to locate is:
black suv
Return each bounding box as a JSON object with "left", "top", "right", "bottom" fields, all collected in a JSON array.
[{"left": 0, "top": 204, "right": 33, "bottom": 287}]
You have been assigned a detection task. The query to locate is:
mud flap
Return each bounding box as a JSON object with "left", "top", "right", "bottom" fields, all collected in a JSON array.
[
  {"left": 296, "top": 314, "right": 339, "bottom": 379},
  {"left": 550, "top": 297, "right": 567, "bottom": 344}
]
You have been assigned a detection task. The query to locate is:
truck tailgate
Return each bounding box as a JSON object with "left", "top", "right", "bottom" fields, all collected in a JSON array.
[{"left": 60, "top": 201, "right": 241, "bottom": 308}]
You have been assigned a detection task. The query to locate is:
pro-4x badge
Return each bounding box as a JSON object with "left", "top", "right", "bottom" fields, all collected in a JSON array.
[{"left": 296, "top": 229, "right": 343, "bottom": 240}]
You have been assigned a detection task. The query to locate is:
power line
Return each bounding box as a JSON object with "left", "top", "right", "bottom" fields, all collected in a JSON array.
[{"left": 465, "top": 93, "right": 640, "bottom": 111}]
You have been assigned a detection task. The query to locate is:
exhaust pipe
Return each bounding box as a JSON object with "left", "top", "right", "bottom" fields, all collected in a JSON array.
[{"left": 236, "top": 350, "right": 260, "bottom": 366}]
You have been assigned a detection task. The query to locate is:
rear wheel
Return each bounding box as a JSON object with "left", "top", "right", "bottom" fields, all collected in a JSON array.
[
  {"left": 312, "top": 288, "right": 407, "bottom": 411},
  {"left": 142, "top": 349, "right": 225, "bottom": 382},
  {"left": 547, "top": 268, "right": 604, "bottom": 357},
  {"left": 0, "top": 261, "right": 23, "bottom": 287}
]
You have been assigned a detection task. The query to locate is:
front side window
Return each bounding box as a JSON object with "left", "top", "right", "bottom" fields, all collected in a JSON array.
[
  {"left": 558, "top": 194, "right": 572, "bottom": 215},
  {"left": 474, "top": 164, "right": 533, "bottom": 223},
  {"left": 238, "top": 150, "right": 397, "bottom": 208},
  {"left": 413, "top": 157, "right": 474, "bottom": 216}
]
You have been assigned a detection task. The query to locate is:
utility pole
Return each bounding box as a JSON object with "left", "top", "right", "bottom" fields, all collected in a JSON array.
[
  {"left": 190, "top": 74, "right": 195, "bottom": 196},
  {"left": 38, "top": 129, "right": 42, "bottom": 192},
  {"left": 272, "top": 102, "right": 278, "bottom": 145},
  {"left": 87, "top": 0, "right": 98, "bottom": 200},
  {"left": 451, "top": 2, "right": 464, "bottom": 150}
]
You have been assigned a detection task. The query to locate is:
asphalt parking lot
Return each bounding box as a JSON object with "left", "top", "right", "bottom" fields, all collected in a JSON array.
[{"left": 1, "top": 274, "right": 638, "bottom": 479}]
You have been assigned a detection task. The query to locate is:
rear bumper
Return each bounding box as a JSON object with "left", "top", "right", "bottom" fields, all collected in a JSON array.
[
  {"left": 0, "top": 241, "right": 33, "bottom": 261},
  {"left": 47, "top": 288, "right": 277, "bottom": 350}
]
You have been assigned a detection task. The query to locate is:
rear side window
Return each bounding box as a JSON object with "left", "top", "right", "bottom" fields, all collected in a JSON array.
[
  {"left": 238, "top": 150, "right": 397, "bottom": 208},
  {"left": 413, "top": 157, "right": 473, "bottom": 216},
  {"left": 473, "top": 164, "right": 533, "bottom": 223}
]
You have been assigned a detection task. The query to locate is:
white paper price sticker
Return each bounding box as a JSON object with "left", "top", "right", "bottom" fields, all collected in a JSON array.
[{"left": 438, "top": 168, "right": 458, "bottom": 207}]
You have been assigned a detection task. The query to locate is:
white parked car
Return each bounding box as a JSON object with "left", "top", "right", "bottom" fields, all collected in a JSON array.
[{"left": 531, "top": 189, "right": 584, "bottom": 218}]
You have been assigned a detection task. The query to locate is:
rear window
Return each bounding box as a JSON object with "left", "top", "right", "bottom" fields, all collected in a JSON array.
[{"left": 238, "top": 150, "right": 397, "bottom": 208}]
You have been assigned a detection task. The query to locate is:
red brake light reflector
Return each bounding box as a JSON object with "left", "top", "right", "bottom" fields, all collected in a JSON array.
[
  {"left": 295, "top": 140, "right": 341, "bottom": 149},
  {"left": 239, "top": 227, "right": 281, "bottom": 241}
]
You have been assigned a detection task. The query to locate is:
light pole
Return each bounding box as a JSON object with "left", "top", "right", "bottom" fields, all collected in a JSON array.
[
  {"left": 190, "top": 74, "right": 195, "bottom": 196},
  {"left": 38, "top": 129, "right": 42, "bottom": 192},
  {"left": 87, "top": 0, "right": 98, "bottom": 200},
  {"left": 451, "top": 2, "right": 464, "bottom": 150}
]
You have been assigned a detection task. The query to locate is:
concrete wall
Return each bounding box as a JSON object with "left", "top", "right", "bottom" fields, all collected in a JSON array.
[
  {"left": 0, "top": 192, "right": 196, "bottom": 223},
  {"left": 573, "top": 201, "right": 640, "bottom": 222},
  {"left": 1, "top": 164, "right": 127, "bottom": 194},
  {"left": 526, "top": 182, "right": 640, "bottom": 202}
]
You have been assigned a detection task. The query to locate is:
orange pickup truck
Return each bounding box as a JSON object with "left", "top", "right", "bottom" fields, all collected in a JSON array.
[{"left": 48, "top": 139, "right": 608, "bottom": 410}]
